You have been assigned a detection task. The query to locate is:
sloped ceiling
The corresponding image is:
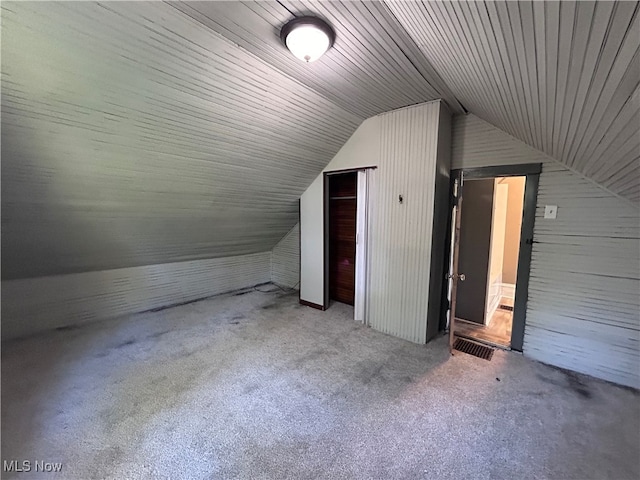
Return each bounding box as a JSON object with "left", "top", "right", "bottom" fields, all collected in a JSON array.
[
  {"left": 1, "top": 1, "right": 351, "bottom": 278},
  {"left": 2, "top": 1, "right": 638, "bottom": 280},
  {"left": 386, "top": 0, "right": 640, "bottom": 203},
  {"left": 0, "top": 1, "right": 456, "bottom": 279},
  {"left": 171, "top": 1, "right": 464, "bottom": 118}
]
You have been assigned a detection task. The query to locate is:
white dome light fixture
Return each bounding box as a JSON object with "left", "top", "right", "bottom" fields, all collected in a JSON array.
[{"left": 280, "top": 16, "right": 335, "bottom": 63}]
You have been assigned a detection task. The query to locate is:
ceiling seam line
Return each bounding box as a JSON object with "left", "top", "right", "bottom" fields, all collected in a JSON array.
[{"left": 380, "top": 0, "right": 467, "bottom": 114}]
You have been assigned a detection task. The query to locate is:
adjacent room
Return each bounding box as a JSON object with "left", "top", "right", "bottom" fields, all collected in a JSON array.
[
  {"left": 2, "top": 1, "right": 639, "bottom": 479},
  {"left": 453, "top": 175, "right": 526, "bottom": 349}
]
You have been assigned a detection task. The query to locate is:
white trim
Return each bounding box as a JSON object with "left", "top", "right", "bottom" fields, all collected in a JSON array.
[
  {"left": 500, "top": 283, "right": 516, "bottom": 300},
  {"left": 354, "top": 169, "right": 371, "bottom": 324},
  {"left": 486, "top": 283, "right": 516, "bottom": 324},
  {"left": 485, "top": 276, "right": 502, "bottom": 325}
]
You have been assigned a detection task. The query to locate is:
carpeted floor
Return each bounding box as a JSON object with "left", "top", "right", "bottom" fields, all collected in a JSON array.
[{"left": 2, "top": 285, "right": 639, "bottom": 479}]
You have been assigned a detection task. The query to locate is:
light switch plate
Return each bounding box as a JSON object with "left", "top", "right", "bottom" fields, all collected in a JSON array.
[{"left": 544, "top": 205, "right": 558, "bottom": 219}]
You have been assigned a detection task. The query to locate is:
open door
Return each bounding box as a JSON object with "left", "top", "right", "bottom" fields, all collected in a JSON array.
[
  {"left": 447, "top": 170, "right": 465, "bottom": 354},
  {"left": 445, "top": 164, "right": 541, "bottom": 353},
  {"left": 456, "top": 179, "right": 495, "bottom": 324}
]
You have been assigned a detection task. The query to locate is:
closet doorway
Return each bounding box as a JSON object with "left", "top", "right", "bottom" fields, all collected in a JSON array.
[{"left": 328, "top": 172, "right": 357, "bottom": 305}]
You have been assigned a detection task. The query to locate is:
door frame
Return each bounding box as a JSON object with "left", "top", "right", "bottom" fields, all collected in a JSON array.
[
  {"left": 442, "top": 163, "right": 541, "bottom": 351},
  {"left": 323, "top": 167, "right": 376, "bottom": 310}
]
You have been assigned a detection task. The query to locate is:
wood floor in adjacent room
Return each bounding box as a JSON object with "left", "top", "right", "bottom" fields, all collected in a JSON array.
[
  {"left": 455, "top": 305, "right": 513, "bottom": 348},
  {"left": 2, "top": 285, "right": 639, "bottom": 479}
]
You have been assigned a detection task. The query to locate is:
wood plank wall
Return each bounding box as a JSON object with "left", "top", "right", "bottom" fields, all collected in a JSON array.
[
  {"left": 367, "top": 102, "right": 450, "bottom": 343},
  {"left": 452, "top": 113, "right": 640, "bottom": 388},
  {"left": 271, "top": 223, "right": 300, "bottom": 290},
  {"left": 299, "top": 100, "right": 451, "bottom": 343},
  {"left": 2, "top": 253, "right": 271, "bottom": 340}
]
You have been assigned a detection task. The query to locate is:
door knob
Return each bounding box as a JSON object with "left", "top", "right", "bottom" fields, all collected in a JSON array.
[{"left": 458, "top": 274, "right": 466, "bottom": 281}]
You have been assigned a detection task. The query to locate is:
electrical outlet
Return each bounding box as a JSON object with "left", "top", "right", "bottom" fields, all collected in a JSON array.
[{"left": 544, "top": 205, "right": 558, "bottom": 219}]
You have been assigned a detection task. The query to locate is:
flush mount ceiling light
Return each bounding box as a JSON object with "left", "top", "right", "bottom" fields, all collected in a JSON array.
[{"left": 280, "top": 16, "right": 335, "bottom": 63}]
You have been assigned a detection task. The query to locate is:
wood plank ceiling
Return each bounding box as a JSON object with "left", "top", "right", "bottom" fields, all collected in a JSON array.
[
  {"left": 2, "top": 1, "right": 638, "bottom": 280},
  {"left": 0, "top": 1, "right": 457, "bottom": 279},
  {"left": 171, "top": 1, "right": 464, "bottom": 119},
  {"left": 386, "top": 0, "right": 640, "bottom": 203},
  {"left": 0, "top": 1, "right": 350, "bottom": 278}
]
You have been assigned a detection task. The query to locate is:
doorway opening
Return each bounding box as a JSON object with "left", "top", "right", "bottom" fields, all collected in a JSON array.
[
  {"left": 323, "top": 168, "right": 374, "bottom": 322},
  {"left": 454, "top": 176, "right": 525, "bottom": 348},
  {"left": 444, "top": 164, "right": 540, "bottom": 352},
  {"left": 327, "top": 171, "right": 357, "bottom": 306}
]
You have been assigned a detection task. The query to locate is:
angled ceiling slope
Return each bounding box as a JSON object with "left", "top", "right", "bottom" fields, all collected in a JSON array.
[
  {"left": 3, "top": 1, "right": 638, "bottom": 281},
  {"left": 1, "top": 1, "right": 456, "bottom": 280},
  {"left": 173, "top": 1, "right": 464, "bottom": 117},
  {"left": 386, "top": 0, "right": 640, "bottom": 204},
  {"left": 1, "top": 1, "right": 361, "bottom": 279}
]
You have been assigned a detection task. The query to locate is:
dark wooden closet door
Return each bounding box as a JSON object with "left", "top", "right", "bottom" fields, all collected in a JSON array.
[{"left": 329, "top": 173, "right": 357, "bottom": 305}]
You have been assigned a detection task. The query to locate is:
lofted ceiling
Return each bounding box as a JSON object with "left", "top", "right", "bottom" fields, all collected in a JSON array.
[
  {"left": 1, "top": 1, "right": 358, "bottom": 278},
  {"left": 2, "top": 1, "right": 638, "bottom": 280},
  {"left": 386, "top": 0, "right": 640, "bottom": 203},
  {"left": 171, "top": 1, "right": 464, "bottom": 118}
]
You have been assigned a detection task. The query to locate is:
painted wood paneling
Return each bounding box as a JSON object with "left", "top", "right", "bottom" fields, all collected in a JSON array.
[
  {"left": 452, "top": 114, "right": 640, "bottom": 388},
  {"left": 452, "top": 113, "right": 550, "bottom": 169},
  {"left": 368, "top": 102, "right": 452, "bottom": 343},
  {"left": 3, "top": 0, "right": 638, "bottom": 385},
  {"left": 300, "top": 115, "right": 382, "bottom": 307},
  {"left": 174, "top": 1, "right": 464, "bottom": 119},
  {"left": 1, "top": 1, "right": 360, "bottom": 279},
  {"left": 1, "top": 253, "right": 271, "bottom": 340},
  {"left": 4, "top": 0, "right": 637, "bottom": 286},
  {"left": 387, "top": 0, "right": 640, "bottom": 204},
  {"left": 271, "top": 223, "right": 300, "bottom": 289},
  {"left": 300, "top": 101, "right": 451, "bottom": 344}
]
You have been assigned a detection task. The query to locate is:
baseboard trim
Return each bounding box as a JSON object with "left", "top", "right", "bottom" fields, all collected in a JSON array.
[
  {"left": 500, "top": 282, "right": 516, "bottom": 299},
  {"left": 299, "top": 299, "right": 326, "bottom": 310}
]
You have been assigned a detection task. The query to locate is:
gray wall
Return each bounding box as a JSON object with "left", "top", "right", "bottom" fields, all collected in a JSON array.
[
  {"left": 426, "top": 103, "right": 452, "bottom": 341},
  {"left": 453, "top": 114, "right": 640, "bottom": 388},
  {"left": 1, "top": 2, "right": 359, "bottom": 281},
  {"left": 271, "top": 223, "right": 300, "bottom": 290},
  {"left": 1, "top": 253, "right": 271, "bottom": 340}
]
